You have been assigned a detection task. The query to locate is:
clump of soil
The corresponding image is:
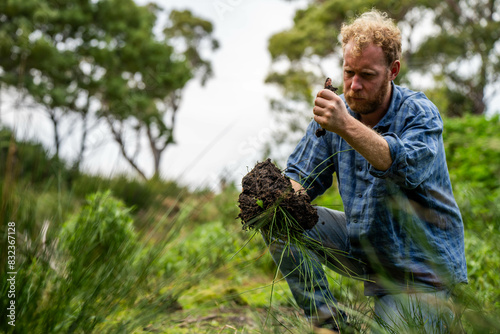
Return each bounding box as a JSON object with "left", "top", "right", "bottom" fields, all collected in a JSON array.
[{"left": 237, "top": 159, "right": 318, "bottom": 234}]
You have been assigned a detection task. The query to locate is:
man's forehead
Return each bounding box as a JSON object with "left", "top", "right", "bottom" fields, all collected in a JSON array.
[{"left": 343, "top": 42, "right": 386, "bottom": 67}]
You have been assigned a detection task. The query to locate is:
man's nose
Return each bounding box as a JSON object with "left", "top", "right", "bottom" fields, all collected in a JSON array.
[{"left": 350, "top": 75, "right": 363, "bottom": 91}]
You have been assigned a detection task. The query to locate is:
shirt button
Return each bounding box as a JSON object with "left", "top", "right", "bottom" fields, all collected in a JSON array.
[
  {"left": 352, "top": 219, "right": 358, "bottom": 224},
  {"left": 358, "top": 166, "right": 362, "bottom": 171},
  {"left": 358, "top": 194, "right": 362, "bottom": 198}
]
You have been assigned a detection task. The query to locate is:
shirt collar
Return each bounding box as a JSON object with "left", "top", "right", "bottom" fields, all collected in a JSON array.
[{"left": 373, "top": 82, "right": 401, "bottom": 134}]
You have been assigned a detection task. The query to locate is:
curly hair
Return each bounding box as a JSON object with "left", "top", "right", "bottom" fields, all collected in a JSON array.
[{"left": 341, "top": 10, "right": 402, "bottom": 66}]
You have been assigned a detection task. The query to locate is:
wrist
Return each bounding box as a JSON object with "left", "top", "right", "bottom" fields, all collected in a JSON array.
[{"left": 335, "top": 114, "right": 358, "bottom": 139}]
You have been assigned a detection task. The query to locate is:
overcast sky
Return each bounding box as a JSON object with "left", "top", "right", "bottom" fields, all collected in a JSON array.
[{"left": 1, "top": 0, "right": 309, "bottom": 191}]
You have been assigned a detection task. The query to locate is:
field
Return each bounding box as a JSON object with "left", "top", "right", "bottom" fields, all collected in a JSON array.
[{"left": 1, "top": 115, "right": 500, "bottom": 333}]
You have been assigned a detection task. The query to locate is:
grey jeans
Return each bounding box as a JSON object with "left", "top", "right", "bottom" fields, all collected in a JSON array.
[{"left": 265, "top": 207, "right": 452, "bottom": 333}]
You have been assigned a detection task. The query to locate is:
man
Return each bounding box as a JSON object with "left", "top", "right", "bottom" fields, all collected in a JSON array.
[{"left": 269, "top": 9, "right": 467, "bottom": 333}]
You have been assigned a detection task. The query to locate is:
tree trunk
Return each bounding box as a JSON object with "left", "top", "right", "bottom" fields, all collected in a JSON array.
[
  {"left": 106, "top": 117, "right": 148, "bottom": 180},
  {"left": 73, "top": 105, "right": 90, "bottom": 171},
  {"left": 48, "top": 108, "right": 61, "bottom": 159}
]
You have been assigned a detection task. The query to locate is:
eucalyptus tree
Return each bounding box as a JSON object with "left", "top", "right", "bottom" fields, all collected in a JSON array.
[
  {"left": 411, "top": 0, "right": 500, "bottom": 116},
  {"left": 0, "top": 0, "right": 84, "bottom": 159},
  {"left": 99, "top": 7, "right": 219, "bottom": 178},
  {"left": 0, "top": 0, "right": 218, "bottom": 178}
]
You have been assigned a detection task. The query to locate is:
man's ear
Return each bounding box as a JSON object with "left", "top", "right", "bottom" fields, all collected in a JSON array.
[{"left": 390, "top": 60, "right": 401, "bottom": 80}]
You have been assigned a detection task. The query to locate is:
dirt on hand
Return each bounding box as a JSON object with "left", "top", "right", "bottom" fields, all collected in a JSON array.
[{"left": 237, "top": 159, "right": 318, "bottom": 233}]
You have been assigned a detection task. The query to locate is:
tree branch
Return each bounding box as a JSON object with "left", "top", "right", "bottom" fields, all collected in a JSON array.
[{"left": 106, "top": 116, "right": 148, "bottom": 180}]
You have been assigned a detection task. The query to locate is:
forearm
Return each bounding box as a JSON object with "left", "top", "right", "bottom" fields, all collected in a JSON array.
[
  {"left": 313, "top": 90, "right": 392, "bottom": 170},
  {"left": 338, "top": 116, "right": 392, "bottom": 171}
]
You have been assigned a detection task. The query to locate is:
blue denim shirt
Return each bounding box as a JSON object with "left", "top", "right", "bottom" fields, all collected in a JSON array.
[{"left": 286, "top": 83, "right": 468, "bottom": 294}]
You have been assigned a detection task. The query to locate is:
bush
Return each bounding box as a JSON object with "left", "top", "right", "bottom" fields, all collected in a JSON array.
[
  {"left": 0, "top": 127, "right": 69, "bottom": 187},
  {"left": 444, "top": 115, "right": 500, "bottom": 190},
  {"left": 1, "top": 191, "right": 167, "bottom": 334}
]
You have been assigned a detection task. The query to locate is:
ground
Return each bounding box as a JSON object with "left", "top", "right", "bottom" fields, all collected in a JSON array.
[{"left": 152, "top": 273, "right": 315, "bottom": 334}]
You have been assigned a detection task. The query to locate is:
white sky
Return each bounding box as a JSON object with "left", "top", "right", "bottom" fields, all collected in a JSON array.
[{"left": 1, "top": 0, "right": 309, "bottom": 191}]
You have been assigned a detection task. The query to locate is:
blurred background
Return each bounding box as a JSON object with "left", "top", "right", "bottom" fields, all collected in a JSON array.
[
  {"left": 1, "top": 0, "right": 499, "bottom": 333},
  {"left": 1, "top": 0, "right": 309, "bottom": 190}
]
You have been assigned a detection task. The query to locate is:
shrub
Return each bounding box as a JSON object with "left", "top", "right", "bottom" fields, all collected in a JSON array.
[{"left": 59, "top": 191, "right": 139, "bottom": 333}]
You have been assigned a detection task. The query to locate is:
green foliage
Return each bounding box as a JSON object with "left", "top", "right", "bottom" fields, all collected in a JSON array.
[
  {"left": 442, "top": 115, "right": 500, "bottom": 234},
  {"left": 60, "top": 191, "right": 137, "bottom": 271},
  {"left": 444, "top": 115, "right": 500, "bottom": 189},
  {"left": 0, "top": 0, "right": 218, "bottom": 177},
  {"left": 267, "top": 69, "right": 316, "bottom": 100},
  {"left": 411, "top": 3, "right": 500, "bottom": 115},
  {"left": 54, "top": 192, "right": 137, "bottom": 333},
  {"left": 164, "top": 9, "right": 219, "bottom": 85},
  {"left": 1, "top": 116, "right": 500, "bottom": 332},
  {"left": 0, "top": 127, "right": 69, "bottom": 187},
  {"left": 464, "top": 230, "right": 500, "bottom": 312},
  {"left": 174, "top": 221, "right": 236, "bottom": 269},
  {"left": 1, "top": 191, "right": 135, "bottom": 333},
  {"left": 71, "top": 173, "right": 187, "bottom": 212},
  {"left": 0, "top": 189, "right": 210, "bottom": 333}
]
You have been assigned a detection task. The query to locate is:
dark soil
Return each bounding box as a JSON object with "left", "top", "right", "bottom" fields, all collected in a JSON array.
[
  {"left": 324, "top": 77, "right": 338, "bottom": 93},
  {"left": 237, "top": 159, "right": 318, "bottom": 233}
]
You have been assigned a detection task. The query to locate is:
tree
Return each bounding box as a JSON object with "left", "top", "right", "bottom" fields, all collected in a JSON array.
[
  {"left": 411, "top": 0, "right": 500, "bottom": 116},
  {"left": 0, "top": 0, "right": 218, "bottom": 179},
  {"left": 101, "top": 7, "right": 219, "bottom": 178},
  {"left": 0, "top": 0, "right": 84, "bottom": 159},
  {"left": 265, "top": 0, "right": 500, "bottom": 151}
]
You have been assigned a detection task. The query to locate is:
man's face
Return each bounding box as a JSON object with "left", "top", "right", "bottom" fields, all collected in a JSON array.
[{"left": 343, "top": 42, "right": 392, "bottom": 115}]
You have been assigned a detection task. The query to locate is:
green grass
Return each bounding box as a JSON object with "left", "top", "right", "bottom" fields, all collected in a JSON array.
[
  {"left": 1, "top": 179, "right": 500, "bottom": 333},
  {"left": 1, "top": 117, "right": 500, "bottom": 333}
]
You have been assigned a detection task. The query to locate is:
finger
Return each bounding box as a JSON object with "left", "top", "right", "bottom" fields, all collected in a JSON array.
[
  {"left": 314, "top": 114, "right": 326, "bottom": 128},
  {"left": 314, "top": 96, "right": 329, "bottom": 109},
  {"left": 317, "top": 88, "right": 337, "bottom": 99},
  {"left": 313, "top": 105, "right": 324, "bottom": 117}
]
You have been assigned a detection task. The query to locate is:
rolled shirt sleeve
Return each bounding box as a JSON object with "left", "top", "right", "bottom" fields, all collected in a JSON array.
[{"left": 369, "top": 102, "right": 443, "bottom": 189}]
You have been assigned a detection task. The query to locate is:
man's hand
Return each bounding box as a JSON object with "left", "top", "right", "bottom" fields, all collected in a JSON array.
[
  {"left": 313, "top": 89, "right": 350, "bottom": 135},
  {"left": 315, "top": 78, "right": 338, "bottom": 137},
  {"left": 312, "top": 89, "right": 393, "bottom": 172}
]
